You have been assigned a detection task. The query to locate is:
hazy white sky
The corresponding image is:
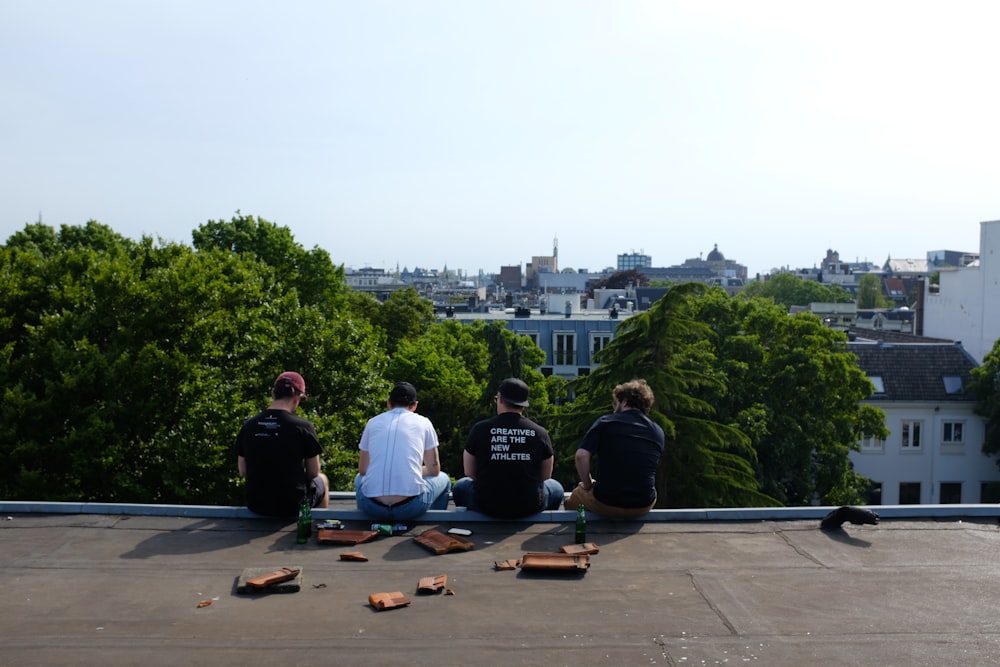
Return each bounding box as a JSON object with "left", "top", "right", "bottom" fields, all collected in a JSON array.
[{"left": 3, "top": 1, "right": 998, "bottom": 278}]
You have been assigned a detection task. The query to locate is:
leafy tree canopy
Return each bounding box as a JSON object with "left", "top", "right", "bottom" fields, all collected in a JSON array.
[
  {"left": 856, "top": 273, "right": 891, "bottom": 309},
  {"left": 369, "top": 287, "right": 436, "bottom": 356},
  {"left": 1, "top": 217, "right": 888, "bottom": 508},
  {"left": 740, "top": 273, "right": 852, "bottom": 308},
  {"left": 0, "top": 217, "right": 385, "bottom": 502},
  {"left": 970, "top": 339, "right": 1000, "bottom": 467},
  {"left": 557, "top": 283, "right": 773, "bottom": 508},
  {"left": 192, "top": 212, "right": 348, "bottom": 315},
  {"left": 385, "top": 320, "right": 552, "bottom": 478},
  {"left": 554, "top": 284, "right": 885, "bottom": 507},
  {"left": 690, "top": 288, "right": 887, "bottom": 505}
]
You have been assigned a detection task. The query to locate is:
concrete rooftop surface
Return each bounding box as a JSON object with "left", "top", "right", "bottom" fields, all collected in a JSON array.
[{"left": 3, "top": 501, "right": 1000, "bottom": 666}]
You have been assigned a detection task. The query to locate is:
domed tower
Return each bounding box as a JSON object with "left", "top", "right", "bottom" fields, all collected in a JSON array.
[{"left": 706, "top": 243, "right": 725, "bottom": 263}]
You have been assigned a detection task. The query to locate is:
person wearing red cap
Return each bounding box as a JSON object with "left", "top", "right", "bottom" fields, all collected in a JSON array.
[{"left": 235, "top": 371, "right": 330, "bottom": 517}]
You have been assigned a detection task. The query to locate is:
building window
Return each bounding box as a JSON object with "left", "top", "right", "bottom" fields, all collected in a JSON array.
[
  {"left": 860, "top": 436, "right": 884, "bottom": 452},
  {"left": 900, "top": 420, "right": 922, "bottom": 450},
  {"left": 868, "top": 376, "right": 885, "bottom": 394},
  {"left": 939, "top": 482, "right": 962, "bottom": 504},
  {"left": 590, "top": 333, "right": 612, "bottom": 358},
  {"left": 942, "top": 375, "right": 963, "bottom": 394},
  {"left": 899, "top": 482, "right": 921, "bottom": 504},
  {"left": 520, "top": 331, "right": 539, "bottom": 347},
  {"left": 981, "top": 482, "right": 1000, "bottom": 503},
  {"left": 942, "top": 421, "right": 964, "bottom": 444},
  {"left": 554, "top": 332, "right": 576, "bottom": 366}
]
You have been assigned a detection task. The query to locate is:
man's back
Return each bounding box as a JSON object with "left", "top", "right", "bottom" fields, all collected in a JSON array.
[
  {"left": 465, "top": 412, "right": 553, "bottom": 518},
  {"left": 358, "top": 407, "right": 438, "bottom": 498},
  {"left": 237, "top": 409, "right": 320, "bottom": 516},
  {"left": 584, "top": 409, "right": 664, "bottom": 508}
]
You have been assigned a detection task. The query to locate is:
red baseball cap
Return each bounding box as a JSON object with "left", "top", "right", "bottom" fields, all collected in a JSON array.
[{"left": 274, "top": 371, "right": 306, "bottom": 396}]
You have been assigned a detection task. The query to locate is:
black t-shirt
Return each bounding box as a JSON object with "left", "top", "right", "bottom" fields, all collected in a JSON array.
[
  {"left": 464, "top": 412, "right": 554, "bottom": 518},
  {"left": 235, "top": 408, "right": 322, "bottom": 517},
  {"left": 579, "top": 409, "right": 665, "bottom": 508}
]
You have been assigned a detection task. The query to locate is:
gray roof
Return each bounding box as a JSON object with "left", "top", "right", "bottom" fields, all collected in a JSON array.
[
  {"left": 640, "top": 266, "right": 716, "bottom": 280},
  {"left": 5, "top": 501, "right": 1000, "bottom": 665},
  {"left": 849, "top": 341, "right": 978, "bottom": 402}
]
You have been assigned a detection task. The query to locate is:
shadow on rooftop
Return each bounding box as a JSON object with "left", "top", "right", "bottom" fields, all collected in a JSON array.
[
  {"left": 120, "top": 517, "right": 288, "bottom": 559},
  {"left": 820, "top": 526, "right": 873, "bottom": 548}
]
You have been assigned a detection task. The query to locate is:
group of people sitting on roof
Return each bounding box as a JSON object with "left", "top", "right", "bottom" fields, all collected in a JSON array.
[{"left": 235, "top": 372, "right": 666, "bottom": 522}]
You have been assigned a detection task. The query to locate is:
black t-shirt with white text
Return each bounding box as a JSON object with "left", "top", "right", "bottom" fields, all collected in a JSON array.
[{"left": 464, "top": 412, "right": 554, "bottom": 518}]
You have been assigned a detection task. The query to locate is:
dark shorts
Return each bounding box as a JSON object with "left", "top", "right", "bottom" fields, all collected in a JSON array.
[{"left": 309, "top": 476, "right": 327, "bottom": 508}]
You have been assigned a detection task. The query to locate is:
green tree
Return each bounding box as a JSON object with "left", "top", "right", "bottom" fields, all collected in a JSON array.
[
  {"left": 386, "top": 320, "right": 486, "bottom": 476},
  {"left": 691, "top": 288, "right": 888, "bottom": 505},
  {"left": 369, "top": 287, "right": 436, "bottom": 356},
  {"left": 557, "top": 283, "right": 773, "bottom": 508},
  {"left": 384, "top": 320, "right": 550, "bottom": 479},
  {"left": 479, "top": 322, "right": 547, "bottom": 410},
  {"left": 6, "top": 219, "right": 132, "bottom": 256},
  {"left": 554, "top": 284, "right": 886, "bottom": 507},
  {"left": 741, "top": 273, "right": 852, "bottom": 308},
  {"left": 0, "top": 219, "right": 386, "bottom": 502},
  {"left": 856, "top": 273, "right": 890, "bottom": 309},
  {"left": 192, "top": 212, "right": 349, "bottom": 314},
  {"left": 970, "top": 339, "right": 1000, "bottom": 466},
  {"left": 192, "top": 213, "right": 388, "bottom": 489}
]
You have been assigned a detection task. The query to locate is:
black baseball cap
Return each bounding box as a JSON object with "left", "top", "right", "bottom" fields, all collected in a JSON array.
[
  {"left": 389, "top": 382, "right": 417, "bottom": 405},
  {"left": 498, "top": 378, "right": 530, "bottom": 407}
]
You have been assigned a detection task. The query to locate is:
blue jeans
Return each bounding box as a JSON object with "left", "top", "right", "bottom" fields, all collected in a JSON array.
[
  {"left": 452, "top": 477, "right": 564, "bottom": 513},
  {"left": 354, "top": 472, "right": 452, "bottom": 522}
]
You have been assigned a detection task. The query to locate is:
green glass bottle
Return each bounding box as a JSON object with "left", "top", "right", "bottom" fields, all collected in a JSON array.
[
  {"left": 296, "top": 498, "right": 312, "bottom": 544},
  {"left": 575, "top": 504, "right": 586, "bottom": 544}
]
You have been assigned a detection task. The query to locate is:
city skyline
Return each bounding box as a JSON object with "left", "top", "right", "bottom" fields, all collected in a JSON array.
[
  {"left": 345, "top": 240, "right": 921, "bottom": 278},
  {"left": 2, "top": 2, "right": 996, "bottom": 278}
]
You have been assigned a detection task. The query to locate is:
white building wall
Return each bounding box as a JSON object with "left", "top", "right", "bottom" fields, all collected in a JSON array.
[
  {"left": 922, "top": 220, "right": 1000, "bottom": 363},
  {"left": 981, "top": 220, "right": 1000, "bottom": 360},
  {"left": 540, "top": 293, "right": 583, "bottom": 315},
  {"left": 923, "top": 265, "right": 982, "bottom": 355},
  {"left": 850, "top": 401, "right": 1000, "bottom": 504}
]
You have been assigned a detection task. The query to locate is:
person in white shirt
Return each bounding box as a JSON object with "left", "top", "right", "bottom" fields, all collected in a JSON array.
[{"left": 354, "top": 382, "right": 451, "bottom": 521}]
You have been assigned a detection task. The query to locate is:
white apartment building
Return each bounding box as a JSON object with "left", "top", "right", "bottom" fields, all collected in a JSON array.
[{"left": 849, "top": 341, "right": 1000, "bottom": 504}]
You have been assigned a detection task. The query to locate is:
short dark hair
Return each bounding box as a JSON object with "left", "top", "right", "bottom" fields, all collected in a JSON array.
[
  {"left": 388, "top": 382, "right": 418, "bottom": 407},
  {"left": 273, "top": 384, "right": 296, "bottom": 400}
]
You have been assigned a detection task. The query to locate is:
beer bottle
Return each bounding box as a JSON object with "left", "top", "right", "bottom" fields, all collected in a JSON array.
[
  {"left": 296, "top": 498, "right": 312, "bottom": 544},
  {"left": 575, "top": 504, "right": 587, "bottom": 544}
]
